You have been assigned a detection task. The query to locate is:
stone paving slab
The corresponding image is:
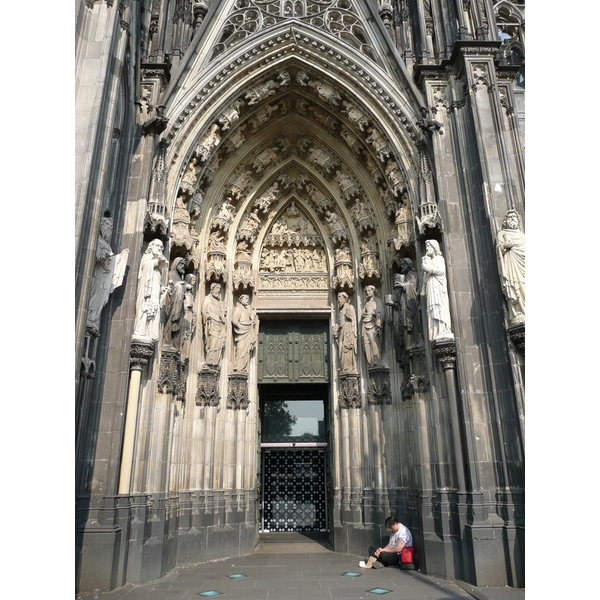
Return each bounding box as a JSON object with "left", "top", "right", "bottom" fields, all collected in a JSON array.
[{"left": 76, "top": 542, "right": 524, "bottom": 600}]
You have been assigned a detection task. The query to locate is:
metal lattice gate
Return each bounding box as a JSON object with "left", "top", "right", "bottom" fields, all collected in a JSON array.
[{"left": 261, "top": 449, "right": 327, "bottom": 532}]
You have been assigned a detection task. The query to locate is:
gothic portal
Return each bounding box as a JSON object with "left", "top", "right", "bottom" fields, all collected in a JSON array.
[{"left": 76, "top": 0, "right": 525, "bottom": 593}]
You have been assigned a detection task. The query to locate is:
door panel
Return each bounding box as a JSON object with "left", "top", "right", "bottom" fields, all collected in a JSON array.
[{"left": 262, "top": 449, "right": 327, "bottom": 532}]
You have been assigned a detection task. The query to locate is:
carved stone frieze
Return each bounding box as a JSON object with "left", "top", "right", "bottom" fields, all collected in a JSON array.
[
  {"left": 195, "top": 366, "right": 221, "bottom": 407},
  {"left": 244, "top": 79, "right": 279, "bottom": 105},
  {"left": 338, "top": 374, "right": 360, "bottom": 409},
  {"left": 158, "top": 347, "right": 179, "bottom": 394},
  {"left": 227, "top": 374, "right": 250, "bottom": 410},
  {"left": 259, "top": 273, "right": 329, "bottom": 290},
  {"left": 385, "top": 160, "right": 405, "bottom": 197},
  {"left": 367, "top": 366, "right": 392, "bottom": 405},
  {"left": 308, "top": 78, "right": 342, "bottom": 105},
  {"left": 253, "top": 183, "right": 279, "bottom": 214}
]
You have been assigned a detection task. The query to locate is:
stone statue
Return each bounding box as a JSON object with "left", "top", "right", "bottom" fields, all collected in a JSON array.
[
  {"left": 420, "top": 240, "right": 453, "bottom": 341},
  {"left": 195, "top": 124, "right": 221, "bottom": 163},
  {"left": 332, "top": 292, "right": 358, "bottom": 374},
  {"left": 231, "top": 294, "right": 256, "bottom": 374},
  {"left": 86, "top": 216, "right": 129, "bottom": 333},
  {"left": 496, "top": 209, "right": 525, "bottom": 325},
  {"left": 393, "top": 258, "right": 423, "bottom": 349},
  {"left": 133, "top": 238, "right": 168, "bottom": 341},
  {"left": 362, "top": 285, "right": 384, "bottom": 366},
  {"left": 202, "top": 282, "right": 227, "bottom": 367},
  {"left": 181, "top": 274, "right": 197, "bottom": 362},
  {"left": 161, "top": 257, "right": 191, "bottom": 351}
]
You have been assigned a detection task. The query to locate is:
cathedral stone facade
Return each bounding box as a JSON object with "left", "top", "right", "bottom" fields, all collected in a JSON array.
[{"left": 75, "top": 0, "right": 525, "bottom": 593}]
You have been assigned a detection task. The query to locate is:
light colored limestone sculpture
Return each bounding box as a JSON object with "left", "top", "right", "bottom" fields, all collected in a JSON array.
[
  {"left": 332, "top": 292, "right": 358, "bottom": 375},
  {"left": 133, "top": 239, "right": 168, "bottom": 341},
  {"left": 218, "top": 99, "right": 245, "bottom": 130},
  {"left": 366, "top": 127, "right": 392, "bottom": 162},
  {"left": 420, "top": 239, "right": 454, "bottom": 341},
  {"left": 342, "top": 101, "right": 369, "bottom": 130},
  {"left": 202, "top": 282, "right": 227, "bottom": 368},
  {"left": 195, "top": 124, "right": 221, "bottom": 163},
  {"left": 231, "top": 294, "right": 256, "bottom": 374},
  {"left": 496, "top": 210, "right": 525, "bottom": 325},
  {"left": 308, "top": 79, "right": 342, "bottom": 105},
  {"left": 86, "top": 217, "right": 129, "bottom": 333},
  {"left": 244, "top": 79, "right": 278, "bottom": 105},
  {"left": 362, "top": 285, "right": 384, "bottom": 366}
]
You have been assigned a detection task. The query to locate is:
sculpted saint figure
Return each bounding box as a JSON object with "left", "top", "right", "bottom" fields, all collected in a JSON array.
[
  {"left": 332, "top": 292, "right": 358, "bottom": 374},
  {"left": 496, "top": 210, "right": 525, "bottom": 324},
  {"left": 87, "top": 216, "right": 129, "bottom": 333},
  {"left": 181, "top": 274, "right": 197, "bottom": 362},
  {"left": 162, "top": 257, "right": 191, "bottom": 350},
  {"left": 393, "top": 258, "right": 423, "bottom": 349},
  {"left": 133, "top": 239, "right": 168, "bottom": 341},
  {"left": 362, "top": 285, "right": 384, "bottom": 366},
  {"left": 420, "top": 240, "right": 453, "bottom": 341},
  {"left": 232, "top": 294, "right": 256, "bottom": 374},
  {"left": 202, "top": 282, "right": 227, "bottom": 368}
]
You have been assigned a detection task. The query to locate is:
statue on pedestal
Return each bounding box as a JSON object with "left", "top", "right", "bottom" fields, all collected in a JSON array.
[
  {"left": 181, "top": 274, "right": 197, "bottom": 362},
  {"left": 162, "top": 257, "right": 192, "bottom": 351},
  {"left": 393, "top": 258, "right": 423, "bottom": 349},
  {"left": 420, "top": 240, "right": 453, "bottom": 341},
  {"left": 332, "top": 292, "right": 357, "bottom": 375},
  {"left": 133, "top": 239, "right": 168, "bottom": 342},
  {"left": 496, "top": 209, "right": 525, "bottom": 325},
  {"left": 86, "top": 216, "right": 129, "bottom": 333},
  {"left": 362, "top": 285, "right": 384, "bottom": 366},
  {"left": 231, "top": 294, "right": 256, "bottom": 374},
  {"left": 202, "top": 282, "right": 227, "bottom": 368}
]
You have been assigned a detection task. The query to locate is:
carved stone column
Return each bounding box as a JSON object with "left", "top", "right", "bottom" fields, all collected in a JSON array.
[
  {"left": 432, "top": 340, "right": 466, "bottom": 492},
  {"left": 119, "top": 340, "right": 155, "bottom": 494}
]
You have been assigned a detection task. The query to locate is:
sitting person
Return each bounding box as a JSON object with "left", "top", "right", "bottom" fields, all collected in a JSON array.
[{"left": 359, "top": 516, "right": 416, "bottom": 569}]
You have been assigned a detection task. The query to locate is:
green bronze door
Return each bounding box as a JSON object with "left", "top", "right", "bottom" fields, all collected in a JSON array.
[{"left": 257, "top": 321, "right": 329, "bottom": 384}]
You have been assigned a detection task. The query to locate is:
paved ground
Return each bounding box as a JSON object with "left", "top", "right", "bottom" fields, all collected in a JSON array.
[{"left": 76, "top": 541, "right": 525, "bottom": 600}]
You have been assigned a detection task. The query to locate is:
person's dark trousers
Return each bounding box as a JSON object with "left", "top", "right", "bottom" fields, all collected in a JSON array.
[{"left": 368, "top": 546, "right": 399, "bottom": 567}]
